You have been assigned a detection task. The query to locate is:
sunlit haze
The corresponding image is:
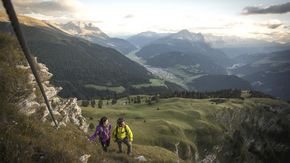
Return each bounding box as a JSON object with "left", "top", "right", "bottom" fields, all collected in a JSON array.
[{"left": 1, "top": 0, "right": 290, "bottom": 42}]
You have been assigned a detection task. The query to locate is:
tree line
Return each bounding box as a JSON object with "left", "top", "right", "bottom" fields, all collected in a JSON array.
[
  {"left": 80, "top": 89, "right": 274, "bottom": 108},
  {"left": 160, "top": 89, "right": 274, "bottom": 99},
  {"left": 161, "top": 89, "right": 243, "bottom": 99}
]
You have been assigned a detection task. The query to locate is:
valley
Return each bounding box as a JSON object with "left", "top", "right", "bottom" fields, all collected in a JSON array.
[
  {"left": 1, "top": 12, "right": 289, "bottom": 100},
  {"left": 1, "top": 1, "right": 290, "bottom": 162}
]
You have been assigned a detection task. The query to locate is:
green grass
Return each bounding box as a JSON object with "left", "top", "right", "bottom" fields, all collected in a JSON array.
[
  {"left": 131, "top": 79, "right": 167, "bottom": 89},
  {"left": 0, "top": 101, "right": 180, "bottom": 162},
  {"left": 82, "top": 97, "right": 228, "bottom": 160},
  {"left": 0, "top": 103, "right": 105, "bottom": 162},
  {"left": 84, "top": 84, "right": 126, "bottom": 94},
  {"left": 82, "top": 96, "right": 290, "bottom": 161}
]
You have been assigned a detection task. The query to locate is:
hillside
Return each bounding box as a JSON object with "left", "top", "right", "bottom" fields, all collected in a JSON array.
[
  {"left": 2, "top": 31, "right": 290, "bottom": 162},
  {"left": 0, "top": 13, "right": 180, "bottom": 99},
  {"left": 232, "top": 49, "right": 290, "bottom": 100},
  {"left": 82, "top": 95, "right": 290, "bottom": 162},
  {"left": 188, "top": 75, "right": 252, "bottom": 91},
  {"left": 0, "top": 32, "right": 179, "bottom": 162},
  {"left": 146, "top": 51, "right": 226, "bottom": 75}
]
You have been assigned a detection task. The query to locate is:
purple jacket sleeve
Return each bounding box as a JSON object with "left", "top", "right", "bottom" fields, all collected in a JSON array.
[{"left": 89, "top": 126, "right": 101, "bottom": 141}]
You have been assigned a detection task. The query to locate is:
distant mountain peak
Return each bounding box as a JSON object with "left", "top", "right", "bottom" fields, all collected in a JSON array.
[
  {"left": 56, "top": 20, "right": 136, "bottom": 54},
  {"left": 135, "top": 31, "right": 159, "bottom": 37},
  {"left": 61, "top": 21, "right": 108, "bottom": 38},
  {"left": 170, "top": 29, "right": 205, "bottom": 42},
  {"left": 177, "top": 29, "right": 192, "bottom": 35},
  {"left": 64, "top": 20, "right": 98, "bottom": 28}
]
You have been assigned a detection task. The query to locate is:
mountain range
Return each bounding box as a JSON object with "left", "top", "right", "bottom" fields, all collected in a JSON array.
[
  {"left": 55, "top": 21, "right": 137, "bottom": 55},
  {"left": 0, "top": 13, "right": 180, "bottom": 99},
  {"left": 129, "top": 30, "right": 252, "bottom": 92},
  {"left": 232, "top": 49, "right": 290, "bottom": 100},
  {"left": 136, "top": 29, "right": 233, "bottom": 67},
  {"left": 127, "top": 31, "right": 170, "bottom": 48},
  {"left": 203, "top": 33, "right": 290, "bottom": 58},
  {"left": 1, "top": 12, "right": 289, "bottom": 99},
  {"left": 127, "top": 30, "right": 290, "bottom": 99}
]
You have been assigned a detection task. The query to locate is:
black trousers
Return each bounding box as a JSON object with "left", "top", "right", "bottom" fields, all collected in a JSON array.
[
  {"left": 117, "top": 138, "right": 132, "bottom": 155},
  {"left": 99, "top": 138, "right": 110, "bottom": 152}
]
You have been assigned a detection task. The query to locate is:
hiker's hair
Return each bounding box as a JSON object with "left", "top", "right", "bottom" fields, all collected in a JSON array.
[
  {"left": 99, "top": 116, "right": 108, "bottom": 126},
  {"left": 117, "top": 117, "right": 125, "bottom": 125}
]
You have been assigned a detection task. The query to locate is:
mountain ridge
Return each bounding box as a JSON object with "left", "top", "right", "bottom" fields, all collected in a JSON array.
[
  {"left": 57, "top": 21, "right": 137, "bottom": 54},
  {"left": 0, "top": 13, "right": 157, "bottom": 99}
]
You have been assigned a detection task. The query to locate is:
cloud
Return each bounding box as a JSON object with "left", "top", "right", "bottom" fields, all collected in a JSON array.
[
  {"left": 250, "top": 31, "right": 290, "bottom": 43},
  {"left": 242, "top": 2, "right": 290, "bottom": 15},
  {"left": 11, "top": 0, "right": 83, "bottom": 18},
  {"left": 266, "top": 23, "right": 282, "bottom": 29},
  {"left": 258, "top": 20, "right": 283, "bottom": 29},
  {"left": 124, "top": 14, "right": 135, "bottom": 19}
]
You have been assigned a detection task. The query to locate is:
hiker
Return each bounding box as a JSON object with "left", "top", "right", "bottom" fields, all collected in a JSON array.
[
  {"left": 113, "top": 117, "right": 133, "bottom": 156},
  {"left": 89, "top": 116, "right": 112, "bottom": 152}
]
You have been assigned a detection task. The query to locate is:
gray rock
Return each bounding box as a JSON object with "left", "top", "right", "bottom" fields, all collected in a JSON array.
[{"left": 15, "top": 57, "right": 88, "bottom": 133}]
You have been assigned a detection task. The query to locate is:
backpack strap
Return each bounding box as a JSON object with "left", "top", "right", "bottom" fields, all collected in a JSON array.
[
  {"left": 125, "top": 125, "right": 129, "bottom": 135},
  {"left": 115, "top": 126, "right": 118, "bottom": 140}
]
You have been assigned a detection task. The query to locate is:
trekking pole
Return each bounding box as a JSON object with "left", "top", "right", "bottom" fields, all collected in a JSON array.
[{"left": 1, "top": 0, "right": 59, "bottom": 128}]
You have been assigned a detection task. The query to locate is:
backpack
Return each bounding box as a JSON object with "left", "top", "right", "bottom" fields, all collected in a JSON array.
[{"left": 115, "top": 125, "right": 128, "bottom": 140}]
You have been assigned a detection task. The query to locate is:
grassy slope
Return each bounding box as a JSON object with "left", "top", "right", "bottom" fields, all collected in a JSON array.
[
  {"left": 84, "top": 78, "right": 167, "bottom": 94},
  {"left": 82, "top": 97, "right": 225, "bottom": 160},
  {"left": 131, "top": 79, "right": 167, "bottom": 89},
  {"left": 0, "top": 32, "right": 178, "bottom": 162},
  {"left": 0, "top": 103, "right": 181, "bottom": 162},
  {"left": 85, "top": 84, "right": 126, "bottom": 94},
  {"left": 82, "top": 96, "right": 290, "bottom": 161}
]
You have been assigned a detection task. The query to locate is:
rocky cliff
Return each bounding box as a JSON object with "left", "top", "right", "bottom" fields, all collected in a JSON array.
[
  {"left": 0, "top": 32, "right": 88, "bottom": 133},
  {"left": 17, "top": 59, "right": 88, "bottom": 132}
]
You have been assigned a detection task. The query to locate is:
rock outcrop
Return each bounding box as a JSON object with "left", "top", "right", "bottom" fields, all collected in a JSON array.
[
  {"left": 16, "top": 58, "right": 88, "bottom": 132},
  {"left": 209, "top": 102, "right": 290, "bottom": 163}
]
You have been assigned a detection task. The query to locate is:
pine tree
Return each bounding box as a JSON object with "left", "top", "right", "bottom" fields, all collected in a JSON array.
[
  {"left": 90, "top": 100, "right": 96, "bottom": 108},
  {"left": 111, "top": 93, "right": 118, "bottom": 105},
  {"left": 111, "top": 98, "right": 117, "bottom": 105},
  {"left": 98, "top": 99, "right": 103, "bottom": 108},
  {"left": 127, "top": 96, "right": 131, "bottom": 104},
  {"left": 136, "top": 96, "right": 141, "bottom": 103},
  {"left": 81, "top": 100, "right": 89, "bottom": 107}
]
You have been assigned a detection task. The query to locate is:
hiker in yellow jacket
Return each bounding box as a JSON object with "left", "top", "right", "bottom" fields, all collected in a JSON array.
[{"left": 113, "top": 117, "right": 133, "bottom": 156}]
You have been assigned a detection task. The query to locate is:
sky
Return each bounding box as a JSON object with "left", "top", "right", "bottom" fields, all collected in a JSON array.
[{"left": 1, "top": 0, "right": 290, "bottom": 42}]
